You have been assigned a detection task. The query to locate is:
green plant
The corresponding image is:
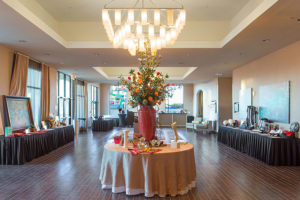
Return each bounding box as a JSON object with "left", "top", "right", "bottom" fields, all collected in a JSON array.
[{"left": 119, "top": 42, "right": 174, "bottom": 108}]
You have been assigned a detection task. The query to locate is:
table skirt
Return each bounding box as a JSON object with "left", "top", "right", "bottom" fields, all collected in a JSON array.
[
  {"left": 218, "top": 126, "right": 300, "bottom": 165},
  {"left": 100, "top": 143, "right": 196, "bottom": 197},
  {"left": 0, "top": 126, "right": 74, "bottom": 165}
]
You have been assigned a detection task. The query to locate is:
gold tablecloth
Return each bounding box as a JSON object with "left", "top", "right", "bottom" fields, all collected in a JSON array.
[{"left": 99, "top": 143, "right": 196, "bottom": 197}]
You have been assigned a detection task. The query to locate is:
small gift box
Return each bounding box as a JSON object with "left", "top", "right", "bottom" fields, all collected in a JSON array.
[{"left": 113, "top": 136, "right": 121, "bottom": 144}]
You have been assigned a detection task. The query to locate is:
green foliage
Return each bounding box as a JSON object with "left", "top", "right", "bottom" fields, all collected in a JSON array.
[{"left": 119, "top": 41, "right": 174, "bottom": 108}]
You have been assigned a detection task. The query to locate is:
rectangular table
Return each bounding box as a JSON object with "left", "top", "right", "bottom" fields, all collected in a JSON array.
[
  {"left": 0, "top": 126, "right": 74, "bottom": 165},
  {"left": 218, "top": 126, "right": 300, "bottom": 166}
]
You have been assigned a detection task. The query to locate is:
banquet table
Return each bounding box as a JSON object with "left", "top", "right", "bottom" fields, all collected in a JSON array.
[
  {"left": 0, "top": 126, "right": 74, "bottom": 165},
  {"left": 99, "top": 142, "right": 196, "bottom": 197},
  {"left": 218, "top": 126, "right": 300, "bottom": 166}
]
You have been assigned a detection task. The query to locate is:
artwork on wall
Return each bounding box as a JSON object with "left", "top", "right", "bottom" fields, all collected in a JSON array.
[
  {"left": 3, "top": 96, "right": 34, "bottom": 131},
  {"left": 208, "top": 100, "right": 217, "bottom": 120},
  {"left": 259, "top": 81, "right": 290, "bottom": 123},
  {"left": 234, "top": 102, "right": 239, "bottom": 113},
  {"left": 239, "top": 88, "right": 252, "bottom": 120}
]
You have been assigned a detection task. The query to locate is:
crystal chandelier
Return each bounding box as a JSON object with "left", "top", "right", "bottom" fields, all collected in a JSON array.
[{"left": 102, "top": 0, "right": 186, "bottom": 56}]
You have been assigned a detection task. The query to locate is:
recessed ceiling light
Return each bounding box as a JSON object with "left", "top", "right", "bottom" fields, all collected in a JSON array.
[
  {"left": 262, "top": 39, "right": 271, "bottom": 43},
  {"left": 289, "top": 17, "right": 300, "bottom": 21},
  {"left": 95, "top": 53, "right": 101, "bottom": 56},
  {"left": 18, "top": 40, "right": 27, "bottom": 43},
  {"left": 60, "top": 62, "right": 64, "bottom": 65},
  {"left": 216, "top": 73, "right": 223, "bottom": 77},
  {"left": 178, "top": 62, "right": 184, "bottom": 65}
]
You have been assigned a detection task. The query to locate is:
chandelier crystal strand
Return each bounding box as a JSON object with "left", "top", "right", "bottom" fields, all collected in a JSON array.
[{"left": 102, "top": 2, "right": 186, "bottom": 56}]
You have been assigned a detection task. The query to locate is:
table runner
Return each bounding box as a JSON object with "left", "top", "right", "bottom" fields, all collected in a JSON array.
[
  {"left": 218, "top": 126, "right": 300, "bottom": 165},
  {"left": 0, "top": 126, "right": 74, "bottom": 165},
  {"left": 100, "top": 143, "right": 196, "bottom": 197}
]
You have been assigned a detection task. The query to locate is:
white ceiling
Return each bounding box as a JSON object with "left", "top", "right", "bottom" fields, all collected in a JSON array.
[
  {"left": 0, "top": 0, "right": 300, "bottom": 84},
  {"left": 35, "top": 0, "right": 249, "bottom": 21},
  {"left": 94, "top": 66, "right": 197, "bottom": 80}
]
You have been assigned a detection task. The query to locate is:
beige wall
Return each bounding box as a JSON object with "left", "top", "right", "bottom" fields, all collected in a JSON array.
[
  {"left": 0, "top": 44, "right": 58, "bottom": 133},
  {"left": 100, "top": 83, "right": 111, "bottom": 116},
  {"left": 232, "top": 40, "right": 300, "bottom": 135},
  {"left": 99, "top": 83, "right": 194, "bottom": 115},
  {"left": 193, "top": 77, "right": 232, "bottom": 129},
  {"left": 0, "top": 45, "right": 14, "bottom": 134},
  {"left": 193, "top": 78, "right": 218, "bottom": 120},
  {"left": 218, "top": 77, "right": 232, "bottom": 124},
  {"left": 183, "top": 84, "right": 194, "bottom": 114}
]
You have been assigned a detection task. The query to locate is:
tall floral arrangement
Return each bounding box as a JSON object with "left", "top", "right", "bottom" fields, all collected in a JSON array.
[{"left": 119, "top": 42, "right": 174, "bottom": 108}]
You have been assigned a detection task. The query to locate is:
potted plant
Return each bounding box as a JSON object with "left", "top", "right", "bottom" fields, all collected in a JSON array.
[{"left": 119, "top": 42, "right": 173, "bottom": 141}]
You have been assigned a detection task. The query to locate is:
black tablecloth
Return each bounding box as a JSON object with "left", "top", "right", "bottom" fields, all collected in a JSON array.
[
  {"left": 218, "top": 126, "right": 300, "bottom": 166},
  {"left": 92, "top": 119, "right": 114, "bottom": 132},
  {"left": 0, "top": 126, "right": 74, "bottom": 165}
]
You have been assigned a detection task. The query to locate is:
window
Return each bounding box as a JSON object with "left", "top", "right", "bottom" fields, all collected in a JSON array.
[
  {"left": 76, "top": 80, "right": 85, "bottom": 128},
  {"left": 165, "top": 85, "right": 184, "bottom": 113},
  {"left": 26, "top": 60, "right": 42, "bottom": 125},
  {"left": 57, "top": 72, "right": 74, "bottom": 125},
  {"left": 109, "top": 85, "right": 127, "bottom": 117},
  {"left": 90, "top": 85, "right": 99, "bottom": 119}
]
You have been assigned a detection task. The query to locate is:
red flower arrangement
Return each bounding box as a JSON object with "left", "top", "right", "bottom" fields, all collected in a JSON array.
[{"left": 119, "top": 42, "right": 174, "bottom": 108}]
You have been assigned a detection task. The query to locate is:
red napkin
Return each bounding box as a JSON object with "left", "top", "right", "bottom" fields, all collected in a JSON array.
[{"left": 282, "top": 131, "right": 294, "bottom": 137}]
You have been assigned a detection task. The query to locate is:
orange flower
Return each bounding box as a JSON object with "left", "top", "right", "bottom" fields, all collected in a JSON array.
[
  {"left": 154, "top": 100, "right": 158, "bottom": 104},
  {"left": 154, "top": 91, "right": 158, "bottom": 96},
  {"left": 129, "top": 101, "right": 132, "bottom": 105},
  {"left": 137, "top": 79, "right": 142, "bottom": 84},
  {"left": 158, "top": 101, "right": 161, "bottom": 105},
  {"left": 136, "top": 88, "right": 140, "bottom": 92},
  {"left": 148, "top": 96, "right": 153, "bottom": 102}
]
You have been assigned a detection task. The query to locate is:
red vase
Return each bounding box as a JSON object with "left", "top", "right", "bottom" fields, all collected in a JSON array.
[{"left": 138, "top": 105, "right": 156, "bottom": 141}]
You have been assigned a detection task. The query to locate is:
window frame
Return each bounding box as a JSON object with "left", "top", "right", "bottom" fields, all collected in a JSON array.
[
  {"left": 165, "top": 85, "right": 184, "bottom": 113},
  {"left": 57, "top": 71, "right": 74, "bottom": 125},
  {"left": 76, "top": 80, "right": 85, "bottom": 128},
  {"left": 109, "top": 85, "right": 128, "bottom": 116},
  {"left": 26, "top": 60, "right": 42, "bottom": 126},
  {"left": 90, "top": 85, "right": 99, "bottom": 119}
]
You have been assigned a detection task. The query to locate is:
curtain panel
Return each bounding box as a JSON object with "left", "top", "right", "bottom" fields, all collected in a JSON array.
[
  {"left": 41, "top": 64, "right": 50, "bottom": 121},
  {"left": 9, "top": 53, "right": 29, "bottom": 96}
]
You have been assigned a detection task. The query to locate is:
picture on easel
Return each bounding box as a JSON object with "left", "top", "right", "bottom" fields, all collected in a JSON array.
[{"left": 3, "top": 96, "right": 34, "bottom": 131}]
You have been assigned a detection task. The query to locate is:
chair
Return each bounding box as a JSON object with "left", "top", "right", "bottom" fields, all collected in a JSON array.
[
  {"left": 186, "top": 115, "right": 195, "bottom": 129},
  {"left": 127, "top": 111, "right": 134, "bottom": 127},
  {"left": 194, "top": 120, "right": 216, "bottom": 134},
  {"left": 118, "top": 113, "right": 127, "bottom": 127}
]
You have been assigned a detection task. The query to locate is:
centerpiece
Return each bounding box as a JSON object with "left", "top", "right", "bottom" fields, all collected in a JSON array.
[{"left": 119, "top": 42, "right": 173, "bottom": 141}]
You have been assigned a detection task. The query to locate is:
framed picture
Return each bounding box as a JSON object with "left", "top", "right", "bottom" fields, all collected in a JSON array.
[
  {"left": 234, "top": 102, "right": 239, "bottom": 113},
  {"left": 3, "top": 96, "right": 34, "bottom": 131}
]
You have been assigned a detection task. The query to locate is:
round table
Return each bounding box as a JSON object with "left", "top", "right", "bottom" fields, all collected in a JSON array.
[{"left": 99, "top": 142, "right": 196, "bottom": 197}]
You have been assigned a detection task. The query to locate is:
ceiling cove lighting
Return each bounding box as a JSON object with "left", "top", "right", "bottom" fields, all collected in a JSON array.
[{"left": 102, "top": 0, "right": 186, "bottom": 56}]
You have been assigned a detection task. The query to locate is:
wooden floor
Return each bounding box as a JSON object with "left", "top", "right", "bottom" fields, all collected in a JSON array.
[{"left": 0, "top": 128, "right": 299, "bottom": 200}]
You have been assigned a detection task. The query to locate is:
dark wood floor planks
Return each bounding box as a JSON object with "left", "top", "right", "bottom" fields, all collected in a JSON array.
[{"left": 0, "top": 128, "right": 299, "bottom": 200}]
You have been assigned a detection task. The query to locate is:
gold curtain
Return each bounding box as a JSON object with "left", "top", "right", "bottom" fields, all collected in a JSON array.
[
  {"left": 9, "top": 53, "right": 29, "bottom": 96},
  {"left": 41, "top": 64, "right": 50, "bottom": 121},
  {"left": 197, "top": 90, "right": 203, "bottom": 118}
]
